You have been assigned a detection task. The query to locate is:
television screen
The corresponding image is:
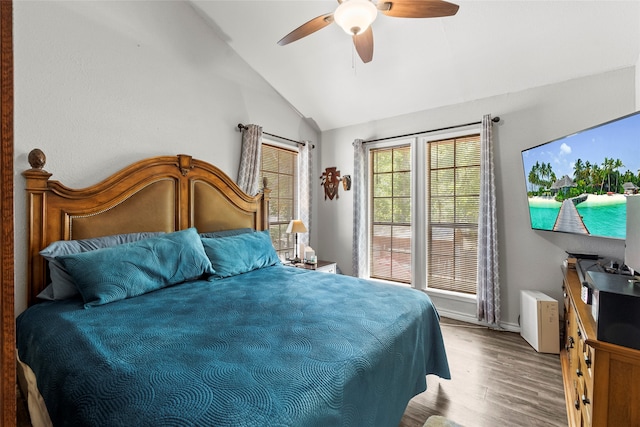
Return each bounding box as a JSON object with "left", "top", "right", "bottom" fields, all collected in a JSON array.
[{"left": 521, "top": 111, "right": 640, "bottom": 240}]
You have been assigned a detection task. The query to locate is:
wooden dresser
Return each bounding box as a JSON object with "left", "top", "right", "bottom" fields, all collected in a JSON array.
[{"left": 561, "top": 266, "right": 640, "bottom": 426}]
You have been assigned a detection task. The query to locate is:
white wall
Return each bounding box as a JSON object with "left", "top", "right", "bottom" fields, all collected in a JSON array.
[
  {"left": 317, "top": 68, "right": 635, "bottom": 329},
  {"left": 637, "top": 6, "right": 640, "bottom": 108},
  {"left": 637, "top": 53, "right": 640, "bottom": 107},
  {"left": 13, "top": 1, "right": 319, "bottom": 314}
]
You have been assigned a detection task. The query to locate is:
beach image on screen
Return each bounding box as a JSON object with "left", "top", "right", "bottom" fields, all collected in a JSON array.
[{"left": 521, "top": 112, "right": 640, "bottom": 240}]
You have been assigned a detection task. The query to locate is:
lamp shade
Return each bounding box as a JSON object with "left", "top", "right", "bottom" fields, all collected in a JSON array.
[
  {"left": 333, "top": 0, "right": 377, "bottom": 35},
  {"left": 286, "top": 219, "right": 307, "bottom": 234}
]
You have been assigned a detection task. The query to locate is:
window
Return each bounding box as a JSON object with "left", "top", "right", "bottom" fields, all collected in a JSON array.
[
  {"left": 261, "top": 144, "right": 297, "bottom": 257},
  {"left": 427, "top": 135, "right": 480, "bottom": 294},
  {"left": 370, "top": 145, "right": 412, "bottom": 283},
  {"left": 366, "top": 133, "right": 480, "bottom": 296}
]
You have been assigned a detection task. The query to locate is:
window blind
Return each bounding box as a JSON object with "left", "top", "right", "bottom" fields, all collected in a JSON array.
[
  {"left": 261, "top": 144, "right": 297, "bottom": 257},
  {"left": 370, "top": 145, "right": 412, "bottom": 283},
  {"left": 427, "top": 135, "right": 480, "bottom": 294}
]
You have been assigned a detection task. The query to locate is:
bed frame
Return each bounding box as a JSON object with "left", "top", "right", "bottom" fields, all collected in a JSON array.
[{"left": 22, "top": 149, "right": 270, "bottom": 306}]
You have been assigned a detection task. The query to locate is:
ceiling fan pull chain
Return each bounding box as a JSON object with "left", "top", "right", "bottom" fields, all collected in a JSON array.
[{"left": 352, "top": 44, "right": 357, "bottom": 75}]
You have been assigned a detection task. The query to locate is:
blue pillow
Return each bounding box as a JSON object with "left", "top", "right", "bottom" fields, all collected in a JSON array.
[
  {"left": 198, "top": 228, "right": 254, "bottom": 239},
  {"left": 201, "top": 230, "right": 280, "bottom": 278},
  {"left": 38, "top": 232, "right": 165, "bottom": 300},
  {"left": 58, "top": 228, "right": 213, "bottom": 308}
]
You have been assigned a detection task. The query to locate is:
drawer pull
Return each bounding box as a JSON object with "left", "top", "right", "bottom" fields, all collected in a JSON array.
[
  {"left": 582, "top": 395, "right": 590, "bottom": 405},
  {"left": 574, "top": 399, "right": 580, "bottom": 410},
  {"left": 567, "top": 336, "right": 575, "bottom": 349},
  {"left": 584, "top": 354, "right": 592, "bottom": 368},
  {"left": 576, "top": 369, "right": 582, "bottom": 377}
]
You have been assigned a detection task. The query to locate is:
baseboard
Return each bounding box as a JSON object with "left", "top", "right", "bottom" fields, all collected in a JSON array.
[{"left": 437, "top": 309, "right": 520, "bottom": 333}]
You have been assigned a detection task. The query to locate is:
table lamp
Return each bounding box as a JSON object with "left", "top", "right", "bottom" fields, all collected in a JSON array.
[{"left": 286, "top": 219, "right": 307, "bottom": 263}]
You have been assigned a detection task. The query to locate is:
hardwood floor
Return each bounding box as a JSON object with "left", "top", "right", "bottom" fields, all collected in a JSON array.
[
  {"left": 17, "top": 317, "right": 567, "bottom": 427},
  {"left": 399, "top": 317, "right": 567, "bottom": 427}
]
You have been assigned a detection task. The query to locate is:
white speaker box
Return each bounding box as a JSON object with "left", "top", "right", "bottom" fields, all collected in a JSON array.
[
  {"left": 626, "top": 195, "right": 640, "bottom": 274},
  {"left": 520, "top": 290, "right": 560, "bottom": 354}
]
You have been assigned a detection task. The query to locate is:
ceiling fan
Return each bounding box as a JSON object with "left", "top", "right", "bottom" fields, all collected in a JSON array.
[{"left": 277, "top": 0, "right": 459, "bottom": 64}]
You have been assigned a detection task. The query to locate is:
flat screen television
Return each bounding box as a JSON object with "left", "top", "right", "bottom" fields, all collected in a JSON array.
[{"left": 521, "top": 111, "right": 640, "bottom": 240}]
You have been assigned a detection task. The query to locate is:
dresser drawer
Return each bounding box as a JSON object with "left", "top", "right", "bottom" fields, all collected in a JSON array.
[{"left": 578, "top": 374, "right": 592, "bottom": 426}]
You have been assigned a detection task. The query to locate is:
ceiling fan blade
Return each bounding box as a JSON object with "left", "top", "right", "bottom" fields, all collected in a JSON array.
[
  {"left": 377, "top": 0, "right": 459, "bottom": 18},
  {"left": 353, "top": 26, "right": 374, "bottom": 63},
  {"left": 277, "top": 13, "right": 334, "bottom": 46}
]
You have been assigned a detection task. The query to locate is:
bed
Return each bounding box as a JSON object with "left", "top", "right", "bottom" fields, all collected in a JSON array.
[{"left": 17, "top": 150, "right": 450, "bottom": 427}]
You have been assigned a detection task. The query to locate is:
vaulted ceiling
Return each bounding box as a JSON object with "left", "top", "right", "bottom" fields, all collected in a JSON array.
[{"left": 191, "top": 1, "right": 640, "bottom": 131}]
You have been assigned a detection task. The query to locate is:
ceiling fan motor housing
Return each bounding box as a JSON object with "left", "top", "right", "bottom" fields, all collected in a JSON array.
[{"left": 334, "top": 0, "right": 378, "bottom": 35}]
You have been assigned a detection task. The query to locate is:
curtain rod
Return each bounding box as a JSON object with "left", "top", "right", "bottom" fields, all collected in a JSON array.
[
  {"left": 237, "top": 124, "right": 315, "bottom": 149},
  {"left": 362, "top": 116, "right": 500, "bottom": 144}
]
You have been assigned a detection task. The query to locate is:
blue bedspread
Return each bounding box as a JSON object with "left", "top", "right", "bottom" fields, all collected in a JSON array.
[{"left": 17, "top": 266, "right": 450, "bottom": 427}]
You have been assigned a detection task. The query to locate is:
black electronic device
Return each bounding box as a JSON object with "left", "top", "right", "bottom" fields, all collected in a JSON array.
[
  {"left": 586, "top": 270, "right": 640, "bottom": 350},
  {"left": 566, "top": 251, "right": 600, "bottom": 260}
]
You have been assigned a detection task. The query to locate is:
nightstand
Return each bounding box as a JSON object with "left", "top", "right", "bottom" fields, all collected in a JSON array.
[
  {"left": 285, "top": 260, "right": 337, "bottom": 274},
  {"left": 314, "top": 260, "right": 336, "bottom": 274}
]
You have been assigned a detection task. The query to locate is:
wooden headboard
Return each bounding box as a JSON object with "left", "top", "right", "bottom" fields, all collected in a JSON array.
[{"left": 22, "top": 149, "right": 270, "bottom": 306}]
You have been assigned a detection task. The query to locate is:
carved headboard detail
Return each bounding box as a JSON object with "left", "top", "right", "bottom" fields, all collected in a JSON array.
[{"left": 22, "top": 149, "right": 270, "bottom": 305}]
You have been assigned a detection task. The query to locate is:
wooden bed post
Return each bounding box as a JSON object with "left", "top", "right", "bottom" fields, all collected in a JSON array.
[
  {"left": 0, "top": 1, "right": 14, "bottom": 423},
  {"left": 22, "top": 149, "right": 52, "bottom": 306}
]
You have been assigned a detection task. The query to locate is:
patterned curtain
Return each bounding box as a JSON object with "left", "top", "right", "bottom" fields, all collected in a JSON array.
[
  {"left": 352, "top": 139, "right": 367, "bottom": 278},
  {"left": 476, "top": 114, "right": 500, "bottom": 325},
  {"left": 237, "top": 124, "right": 263, "bottom": 195},
  {"left": 298, "top": 141, "right": 312, "bottom": 247}
]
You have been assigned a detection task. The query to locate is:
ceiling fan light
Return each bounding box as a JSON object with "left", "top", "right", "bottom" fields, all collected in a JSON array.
[{"left": 334, "top": 0, "right": 377, "bottom": 36}]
